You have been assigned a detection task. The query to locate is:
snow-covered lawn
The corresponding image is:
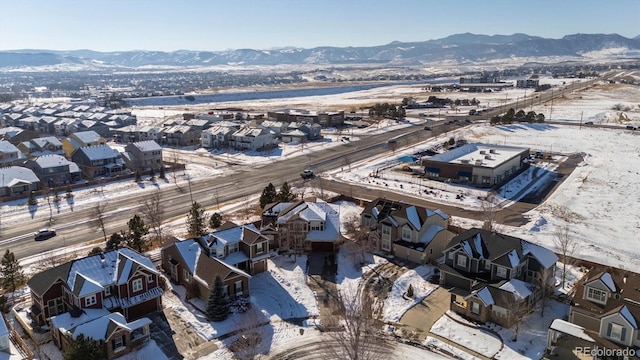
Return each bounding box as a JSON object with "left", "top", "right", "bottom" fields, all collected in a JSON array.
[
  {"left": 430, "top": 313, "right": 502, "bottom": 358},
  {"left": 163, "top": 255, "right": 318, "bottom": 342},
  {"left": 335, "top": 245, "right": 388, "bottom": 308},
  {"left": 382, "top": 265, "right": 439, "bottom": 322},
  {"left": 251, "top": 255, "right": 319, "bottom": 319}
]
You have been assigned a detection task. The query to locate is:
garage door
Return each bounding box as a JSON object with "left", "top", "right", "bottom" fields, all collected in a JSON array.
[{"left": 311, "top": 242, "right": 334, "bottom": 252}]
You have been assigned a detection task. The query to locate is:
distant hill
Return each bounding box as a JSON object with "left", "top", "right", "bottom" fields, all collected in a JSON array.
[{"left": 1, "top": 33, "right": 639, "bottom": 69}]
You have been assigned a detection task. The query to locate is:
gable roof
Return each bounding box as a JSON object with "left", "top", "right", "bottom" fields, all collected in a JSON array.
[
  {"left": 72, "top": 312, "right": 151, "bottom": 341},
  {"left": 0, "top": 166, "right": 40, "bottom": 187},
  {"left": 76, "top": 145, "right": 120, "bottom": 161},
  {"left": 194, "top": 251, "right": 250, "bottom": 287},
  {"left": 445, "top": 228, "right": 557, "bottom": 269},
  {"left": 28, "top": 248, "right": 157, "bottom": 298},
  {"left": 362, "top": 198, "right": 449, "bottom": 229},
  {"left": 71, "top": 131, "right": 102, "bottom": 144}
]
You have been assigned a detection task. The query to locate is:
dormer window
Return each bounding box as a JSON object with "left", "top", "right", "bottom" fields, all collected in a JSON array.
[
  {"left": 496, "top": 267, "right": 507, "bottom": 279},
  {"left": 586, "top": 287, "right": 607, "bottom": 304},
  {"left": 85, "top": 294, "right": 97, "bottom": 306},
  {"left": 402, "top": 227, "right": 412, "bottom": 241},
  {"left": 456, "top": 255, "right": 467, "bottom": 267}
]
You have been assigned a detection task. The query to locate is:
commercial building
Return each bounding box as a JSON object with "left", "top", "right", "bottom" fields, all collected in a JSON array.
[{"left": 421, "top": 143, "right": 530, "bottom": 188}]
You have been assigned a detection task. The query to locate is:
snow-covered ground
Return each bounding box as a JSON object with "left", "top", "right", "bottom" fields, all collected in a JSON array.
[{"left": 382, "top": 265, "right": 439, "bottom": 323}]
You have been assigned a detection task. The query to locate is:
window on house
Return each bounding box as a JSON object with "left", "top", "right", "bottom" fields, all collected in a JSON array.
[
  {"left": 131, "top": 327, "right": 146, "bottom": 340},
  {"left": 471, "top": 302, "right": 480, "bottom": 315},
  {"left": 235, "top": 281, "right": 243, "bottom": 297},
  {"left": 112, "top": 335, "right": 126, "bottom": 352},
  {"left": 492, "top": 306, "right": 508, "bottom": 318},
  {"left": 85, "top": 295, "right": 97, "bottom": 307},
  {"left": 608, "top": 323, "right": 625, "bottom": 342},
  {"left": 132, "top": 278, "right": 143, "bottom": 292},
  {"left": 402, "top": 227, "right": 412, "bottom": 241},
  {"left": 587, "top": 287, "right": 607, "bottom": 303},
  {"left": 183, "top": 270, "right": 191, "bottom": 282},
  {"left": 381, "top": 238, "right": 391, "bottom": 251},
  {"left": 47, "top": 298, "right": 64, "bottom": 316},
  {"left": 448, "top": 251, "right": 454, "bottom": 260},
  {"left": 147, "top": 274, "right": 153, "bottom": 283},
  {"left": 228, "top": 243, "right": 239, "bottom": 253},
  {"left": 496, "top": 267, "right": 507, "bottom": 278},
  {"left": 485, "top": 261, "right": 491, "bottom": 270},
  {"left": 456, "top": 255, "right": 467, "bottom": 267},
  {"left": 223, "top": 285, "right": 229, "bottom": 297},
  {"left": 104, "top": 286, "right": 111, "bottom": 296},
  {"left": 256, "top": 242, "right": 264, "bottom": 253},
  {"left": 310, "top": 221, "right": 323, "bottom": 231}
]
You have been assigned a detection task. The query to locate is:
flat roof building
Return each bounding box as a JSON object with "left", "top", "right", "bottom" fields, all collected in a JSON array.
[{"left": 421, "top": 143, "right": 530, "bottom": 188}]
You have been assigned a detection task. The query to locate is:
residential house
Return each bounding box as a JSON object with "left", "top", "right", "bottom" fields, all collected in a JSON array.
[
  {"left": 230, "top": 126, "right": 278, "bottom": 151},
  {"left": 161, "top": 239, "right": 251, "bottom": 302},
  {"left": 259, "top": 120, "right": 289, "bottom": 137},
  {"left": 123, "top": 141, "right": 163, "bottom": 172},
  {"left": 24, "top": 155, "right": 81, "bottom": 187},
  {"left": 62, "top": 131, "right": 106, "bottom": 158},
  {"left": 569, "top": 269, "right": 640, "bottom": 350},
  {"left": 161, "top": 125, "right": 201, "bottom": 147},
  {"left": 0, "top": 127, "right": 23, "bottom": 141},
  {"left": 280, "top": 129, "right": 308, "bottom": 144},
  {"left": 439, "top": 228, "right": 558, "bottom": 327},
  {"left": 185, "top": 119, "right": 211, "bottom": 130},
  {"left": 200, "top": 222, "right": 271, "bottom": 275},
  {"left": 261, "top": 199, "right": 342, "bottom": 252},
  {"left": 16, "top": 116, "right": 41, "bottom": 131},
  {"left": 17, "top": 136, "right": 64, "bottom": 158},
  {"left": 74, "top": 120, "right": 111, "bottom": 138},
  {"left": 295, "top": 122, "right": 323, "bottom": 141},
  {"left": 26, "top": 247, "right": 163, "bottom": 325},
  {"left": 52, "top": 118, "right": 80, "bottom": 137},
  {"left": 0, "top": 141, "right": 27, "bottom": 167},
  {"left": 51, "top": 310, "right": 151, "bottom": 360},
  {"left": 1, "top": 113, "right": 26, "bottom": 127},
  {"left": 361, "top": 198, "right": 455, "bottom": 264},
  {"left": 71, "top": 145, "right": 125, "bottom": 179},
  {"left": 0, "top": 166, "right": 41, "bottom": 197},
  {"left": 201, "top": 126, "right": 236, "bottom": 149}
]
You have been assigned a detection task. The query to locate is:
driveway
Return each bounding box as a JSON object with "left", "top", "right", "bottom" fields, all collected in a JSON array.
[{"left": 398, "top": 286, "right": 451, "bottom": 342}]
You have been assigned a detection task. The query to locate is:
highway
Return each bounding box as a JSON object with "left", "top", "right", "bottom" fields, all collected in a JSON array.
[{"left": 0, "top": 74, "right": 607, "bottom": 260}]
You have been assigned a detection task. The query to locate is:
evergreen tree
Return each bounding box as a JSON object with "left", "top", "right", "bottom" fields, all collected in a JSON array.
[
  {"left": 186, "top": 201, "right": 207, "bottom": 236},
  {"left": 159, "top": 166, "right": 166, "bottom": 179},
  {"left": 277, "top": 182, "right": 296, "bottom": 202},
  {"left": 259, "top": 183, "right": 277, "bottom": 208},
  {"left": 88, "top": 247, "right": 103, "bottom": 256},
  {"left": 126, "top": 214, "right": 150, "bottom": 253},
  {"left": 209, "top": 212, "right": 223, "bottom": 230},
  {"left": 149, "top": 168, "right": 155, "bottom": 181},
  {"left": 134, "top": 170, "right": 141, "bottom": 182},
  {"left": 0, "top": 249, "right": 25, "bottom": 293},
  {"left": 28, "top": 191, "right": 37, "bottom": 206},
  {"left": 64, "top": 334, "right": 106, "bottom": 360},
  {"left": 406, "top": 284, "right": 414, "bottom": 298},
  {"left": 207, "top": 276, "right": 230, "bottom": 322},
  {"left": 105, "top": 231, "right": 125, "bottom": 251}
]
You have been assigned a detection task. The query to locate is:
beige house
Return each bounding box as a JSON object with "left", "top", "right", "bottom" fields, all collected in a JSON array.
[
  {"left": 61, "top": 131, "right": 106, "bottom": 158},
  {"left": 361, "top": 198, "right": 455, "bottom": 264},
  {"left": 570, "top": 269, "right": 640, "bottom": 351}
]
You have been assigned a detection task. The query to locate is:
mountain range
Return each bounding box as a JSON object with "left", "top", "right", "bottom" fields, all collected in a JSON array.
[{"left": 1, "top": 33, "right": 639, "bottom": 69}]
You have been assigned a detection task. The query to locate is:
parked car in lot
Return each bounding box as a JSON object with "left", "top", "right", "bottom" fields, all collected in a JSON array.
[
  {"left": 34, "top": 228, "right": 56, "bottom": 241},
  {"left": 424, "top": 126, "right": 432, "bottom": 131},
  {"left": 585, "top": 121, "right": 594, "bottom": 125}
]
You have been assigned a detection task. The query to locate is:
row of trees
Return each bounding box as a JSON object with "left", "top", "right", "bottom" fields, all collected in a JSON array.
[
  {"left": 259, "top": 182, "right": 296, "bottom": 208},
  {"left": 368, "top": 102, "right": 406, "bottom": 119},
  {"left": 490, "top": 108, "right": 545, "bottom": 125}
]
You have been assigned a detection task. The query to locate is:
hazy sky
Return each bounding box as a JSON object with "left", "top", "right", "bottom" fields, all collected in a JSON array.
[{"left": 0, "top": 0, "right": 638, "bottom": 52}]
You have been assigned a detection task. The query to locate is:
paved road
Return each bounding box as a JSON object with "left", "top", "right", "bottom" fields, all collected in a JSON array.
[{"left": 0, "top": 74, "right": 606, "bottom": 260}]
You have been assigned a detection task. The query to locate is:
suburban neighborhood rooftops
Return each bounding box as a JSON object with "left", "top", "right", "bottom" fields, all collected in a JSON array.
[
  {"left": 130, "top": 140, "right": 161, "bottom": 152},
  {"left": 51, "top": 308, "right": 111, "bottom": 335},
  {"left": 71, "top": 130, "right": 102, "bottom": 144},
  {"left": 34, "top": 154, "right": 74, "bottom": 168},
  {"left": 549, "top": 319, "right": 595, "bottom": 342},
  {"left": 0, "top": 166, "right": 40, "bottom": 186},
  {"left": 174, "top": 239, "right": 201, "bottom": 274},
  {"left": 77, "top": 145, "right": 120, "bottom": 160}
]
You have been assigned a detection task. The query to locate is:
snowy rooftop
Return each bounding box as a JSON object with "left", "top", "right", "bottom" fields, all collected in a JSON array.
[
  {"left": 77, "top": 145, "right": 120, "bottom": 160},
  {"left": 72, "top": 130, "right": 102, "bottom": 144},
  {"left": 67, "top": 248, "right": 157, "bottom": 292},
  {"left": 549, "top": 319, "right": 595, "bottom": 342},
  {"left": 499, "top": 278, "right": 532, "bottom": 300},
  {"left": 208, "top": 223, "right": 260, "bottom": 246},
  {"left": 174, "top": 239, "right": 201, "bottom": 274},
  {"left": 51, "top": 308, "right": 111, "bottom": 334},
  {"left": 0, "top": 166, "right": 39, "bottom": 186},
  {"left": 131, "top": 140, "right": 162, "bottom": 152},
  {"left": 427, "top": 143, "right": 528, "bottom": 168},
  {"left": 0, "top": 140, "right": 20, "bottom": 154},
  {"left": 418, "top": 224, "right": 445, "bottom": 245},
  {"left": 34, "top": 154, "right": 74, "bottom": 168}
]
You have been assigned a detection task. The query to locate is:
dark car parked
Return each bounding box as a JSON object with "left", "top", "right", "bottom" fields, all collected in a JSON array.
[{"left": 34, "top": 228, "right": 56, "bottom": 241}]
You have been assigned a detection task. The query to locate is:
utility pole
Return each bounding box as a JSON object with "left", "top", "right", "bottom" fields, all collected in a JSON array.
[
  {"left": 549, "top": 89, "right": 554, "bottom": 121},
  {"left": 579, "top": 111, "right": 583, "bottom": 130}
]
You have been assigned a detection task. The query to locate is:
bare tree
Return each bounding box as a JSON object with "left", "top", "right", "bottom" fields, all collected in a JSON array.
[
  {"left": 343, "top": 154, "right": 352, "bottom": 172},
  {"left": 92, "top": 202, "right": 108, "bottom": 242},
  {"left": 554, "top": 225, "right": 576, "bottom": 289},
  {"left": 511, "top": 298, "right": 531, "bottom": 342},
  {"left": 230, "top": 307, "right": 270, "bottom": 360},
  {"left": 170, "top": 149, "right": 180, "bottom": 187},
  {"left": 481, "top": 191, "right": 501, "bottom": 232},
  {"left": 342, "top": 213, "right": 374, "bottom": 267},
  {"left": 140, "top": 190, "right": 165, "bottom": 242},
  {"left": 538, "top": 267, "right": 555, "bottom": 317},
  {"left": 323, "top": 290, "right": 394, "bottom": 360}
]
